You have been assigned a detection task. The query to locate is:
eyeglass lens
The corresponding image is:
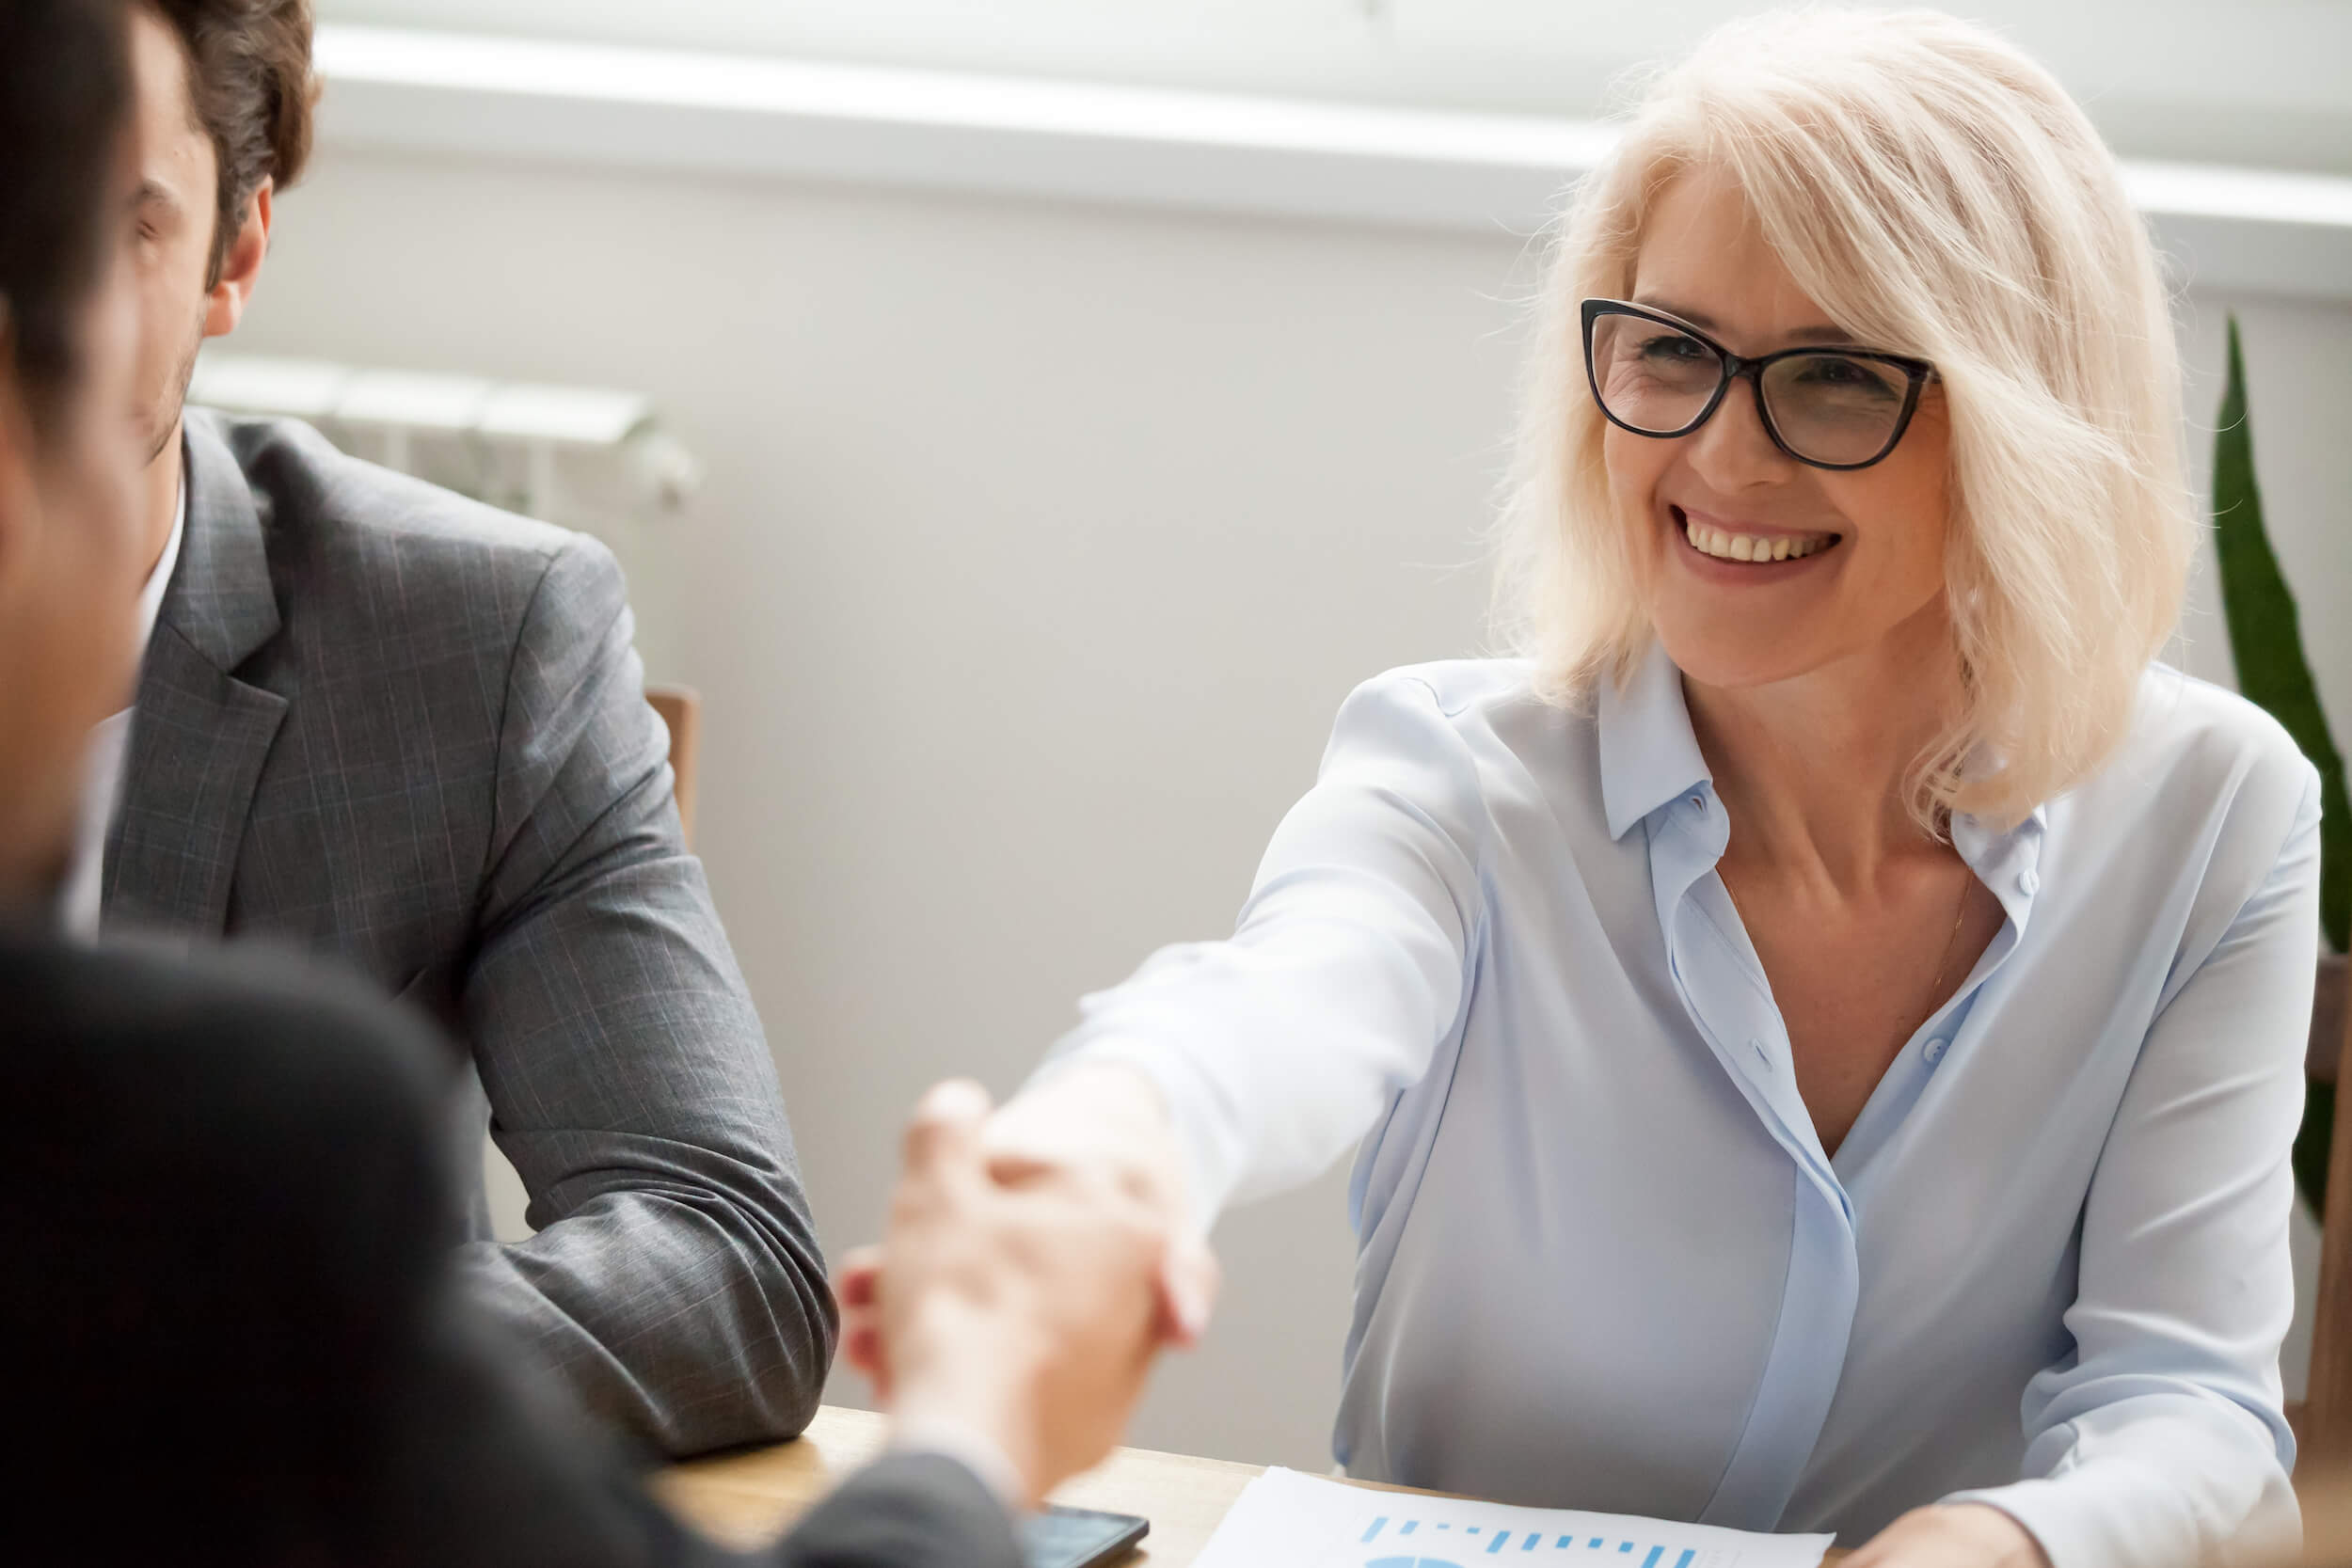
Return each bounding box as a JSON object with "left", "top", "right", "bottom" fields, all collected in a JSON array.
[{"left": 1587, "top": 312, "right": 1912, "bottom": 467}]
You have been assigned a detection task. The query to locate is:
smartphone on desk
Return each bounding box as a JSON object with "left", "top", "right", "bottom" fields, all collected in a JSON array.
[{"left": 1025, "top": 1504, "right": 1149, "bottom": 1568}]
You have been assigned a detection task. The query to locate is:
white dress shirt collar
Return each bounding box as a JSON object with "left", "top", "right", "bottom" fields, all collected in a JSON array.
[
  {"left": 56, "top": 476, "right": 185, "bottom": 939},
  {"left": 134, "top": 470, "right": 187, "bottom": 657}
]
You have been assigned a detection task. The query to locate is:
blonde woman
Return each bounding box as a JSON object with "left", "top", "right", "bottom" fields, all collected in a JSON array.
[{"left": 923, "top": 9, "right": 2314, "bottom": 1568}]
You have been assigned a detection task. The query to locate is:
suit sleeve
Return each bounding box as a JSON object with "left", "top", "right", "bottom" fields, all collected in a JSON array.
[
  {"left": 454, "top": 532, "right": 837, "bottom": 1456},
  {"left": 770, "top": 1455, "right": 1025, "bottom": 1568},
  {"left": 392, "top": 1297, "right": 1022, "bottom": 1568}
]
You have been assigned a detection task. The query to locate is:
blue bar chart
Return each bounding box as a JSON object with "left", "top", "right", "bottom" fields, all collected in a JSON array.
[
  {"left": 1193, "top": 1468, "right": 1834, "bottom": 1568},
  {"left": 1362, "top": 1515, "right": 1702, "bottom": 1567}
]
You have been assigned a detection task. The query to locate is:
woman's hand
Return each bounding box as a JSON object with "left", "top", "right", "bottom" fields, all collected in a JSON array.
[
  {"left": 977, "top": 1061, "right": 1219, "bottom": 1345},
  {"left": 843, "top": 1060, "right": 1218, "bottom": 1365},
  {"left": 1841, "top": 1506, "right": 2052, "bottom": 1568},
  {"left": 838, "top": 1079, "right": 1177, "bottom": 1507}
]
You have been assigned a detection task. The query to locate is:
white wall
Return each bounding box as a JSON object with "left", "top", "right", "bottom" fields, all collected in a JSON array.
[
  {"left": 322, "top": 0, "right": 2352, "bottom": 176},
  {"left": 230, "top": 143, "right": 2352, "bottom": 1470}
]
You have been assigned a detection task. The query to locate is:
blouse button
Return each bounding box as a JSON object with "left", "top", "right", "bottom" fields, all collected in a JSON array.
[
  {"left": 1749, "top": 1037, "right": 1771, "bottom": 1069},
  {"left": 2017, "top": 868, "right": 2041, "bottom": 895},
  {"left": 1924, "top": 1037, "right": 1949, "bottom": 1065}
]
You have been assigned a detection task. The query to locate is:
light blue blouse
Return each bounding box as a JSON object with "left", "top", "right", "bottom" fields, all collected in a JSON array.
[{"left": 1053, "top": 646, "right": 2317, "bottom": 1568}]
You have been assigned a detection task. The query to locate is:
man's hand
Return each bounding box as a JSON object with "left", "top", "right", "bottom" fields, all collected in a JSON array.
[
  {"left": 838, "top": 1078, "right": 1193, "bottom": 1508},
  {"left": 1842, "top": 1506, "right": 2053, "bottom": 1568}
]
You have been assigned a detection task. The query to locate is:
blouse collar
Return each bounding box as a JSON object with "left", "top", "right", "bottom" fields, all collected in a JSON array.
[{"left": 1594, "top": 639, "right": 2048, "bottom": 922}]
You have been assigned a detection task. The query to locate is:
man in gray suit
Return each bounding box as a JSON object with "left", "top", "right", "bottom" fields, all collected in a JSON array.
[{"left": 73, "top": 0, "right": 835, "bottom": 1455}]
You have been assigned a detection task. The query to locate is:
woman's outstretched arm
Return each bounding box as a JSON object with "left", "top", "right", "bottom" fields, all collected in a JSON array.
[{"left": 1006, "top": 669, "right": 1495, "bottom": 1244}]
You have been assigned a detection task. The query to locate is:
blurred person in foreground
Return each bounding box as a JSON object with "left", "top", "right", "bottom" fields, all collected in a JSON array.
[
  {"left": 897, "top": 10, "right": 2320, "bottom": 1568},
  {"left": 0, "top": 9, "right": 1171, "bottom": 1560},
  {"left": 74, "top": 0, "right": 833, "bottom": 1458}
]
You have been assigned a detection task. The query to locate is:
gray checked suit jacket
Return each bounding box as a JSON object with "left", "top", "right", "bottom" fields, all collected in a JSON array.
[{"left": 103, "top": 408, "right": 836, "bottom": 1456}]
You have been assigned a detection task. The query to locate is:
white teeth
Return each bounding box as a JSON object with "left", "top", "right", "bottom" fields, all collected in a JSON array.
[{"left": 1683, "top": 517, "right": 1835, "bottom": 563}]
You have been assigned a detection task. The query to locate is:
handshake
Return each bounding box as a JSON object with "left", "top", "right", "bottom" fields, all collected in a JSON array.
[{"left": 836, "top": 1064, "right": 1225, "bottom": 1510}]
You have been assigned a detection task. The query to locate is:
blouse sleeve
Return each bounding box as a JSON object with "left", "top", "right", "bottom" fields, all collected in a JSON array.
[
  {"left": 1946, "top": 768, "right": 2320, "bottom": 1568},
  {"left": 1043, "top": 670, "right": 1490, "bottom": 1226}
]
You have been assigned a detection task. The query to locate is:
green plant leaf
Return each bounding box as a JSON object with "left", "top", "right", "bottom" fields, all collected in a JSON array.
[
  {"left": 2297, "top": 1085, "right": 2336, "bottom": 1220},
  {"left": 2212, "top": 313, "right": 2350, "bottom": 1213}
]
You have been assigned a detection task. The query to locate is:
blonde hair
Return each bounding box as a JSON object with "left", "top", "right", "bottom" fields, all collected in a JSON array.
[{"left": 1493, "top": 6, "right": 2194, "bottom": 828}]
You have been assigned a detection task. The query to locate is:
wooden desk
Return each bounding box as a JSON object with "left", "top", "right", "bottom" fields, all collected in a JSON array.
[
  {"left": 658, "top": 1406, "right": 1266, "bottom": 1562},
  {"left": 658, "top": 1406, "right": 1849, "bottom": 1566}
]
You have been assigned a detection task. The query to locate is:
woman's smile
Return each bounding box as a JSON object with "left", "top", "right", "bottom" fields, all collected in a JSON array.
[{"left": 1669, "top": 502, "right": 1844, "bottom": 578}]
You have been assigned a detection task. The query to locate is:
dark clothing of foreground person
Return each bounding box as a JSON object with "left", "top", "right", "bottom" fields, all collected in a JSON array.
[{"left": 2, "top": 933, "right": 1016, "bottom": 1568}]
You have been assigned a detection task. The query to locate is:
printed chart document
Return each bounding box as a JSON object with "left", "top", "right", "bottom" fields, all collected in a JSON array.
[{"left": 1193, "top": 1468, "right": 1835, "bottom": 1568}]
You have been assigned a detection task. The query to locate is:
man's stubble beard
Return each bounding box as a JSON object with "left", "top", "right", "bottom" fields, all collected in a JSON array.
[{"left": 140, "top": 301, "right": 207, "bottom": 467}]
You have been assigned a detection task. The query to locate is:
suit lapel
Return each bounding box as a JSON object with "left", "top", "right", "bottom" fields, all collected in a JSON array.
[{"left": 102, "top": 414, "right": 288, "bottom": 940}]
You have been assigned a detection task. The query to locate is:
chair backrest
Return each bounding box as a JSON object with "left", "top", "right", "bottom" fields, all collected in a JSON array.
[
  {"left": 2301, "top": 1466, "right": 2352, "bottom": 1566},
  {"left": 2301, "top": 955, "right": 2352, "bottom": 1456},
  {"left": 645, "top": 684, "right": 703, "bottom": 851}
]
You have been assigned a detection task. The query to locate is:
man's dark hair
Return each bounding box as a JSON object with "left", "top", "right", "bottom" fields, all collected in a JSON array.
[
  {"left": 149, "top": 0, "right": 318, "bottom": 286},
  {"left": 0, "top": 0, "right": 130, "bottom": 433}
]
